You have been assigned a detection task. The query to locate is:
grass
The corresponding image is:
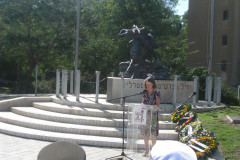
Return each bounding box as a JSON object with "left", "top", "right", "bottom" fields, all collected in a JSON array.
[{"left": 197, "top": 106, "right": 240, "bottom": 160}]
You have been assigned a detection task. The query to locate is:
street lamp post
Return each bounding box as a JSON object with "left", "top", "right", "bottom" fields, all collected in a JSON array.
[
  {"left": 209, "top": 0, "right": 215, "bottom": 77},
  {"left": 74, "top": 0, "right": 81, "bottom": 95}
]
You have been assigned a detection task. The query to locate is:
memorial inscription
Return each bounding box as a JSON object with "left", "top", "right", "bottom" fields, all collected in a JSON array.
[{"left": 107, "top": 77, "right": 194, "bottom": 103}]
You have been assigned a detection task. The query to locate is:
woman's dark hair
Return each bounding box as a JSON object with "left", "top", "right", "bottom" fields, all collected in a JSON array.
[{"left": 144, "top": 77, "right": 157, "bottom": 89}]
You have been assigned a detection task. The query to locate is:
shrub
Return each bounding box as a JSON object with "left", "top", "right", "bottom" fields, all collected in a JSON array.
[
  {"left": 34, "top": 79, "right": 55, "bottom": 94},
  {"left": 221, "top": 84, "right": 240, "bottom": 106}
]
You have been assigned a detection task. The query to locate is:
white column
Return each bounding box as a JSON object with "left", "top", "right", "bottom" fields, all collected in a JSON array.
[
  {"left": 207, "top": 76, "right": 213, "bottom": 106},
  {"left": 110, "top": 72, "right": 115, "bottom": 77},
  {"left": 213, "top": 77, "right": 218, "bottom": 102},
  {"left": 63, "top": 70, "right": 68, "bottom": 99},
  {"left": 193, "top": 76, "right": 199, "bottom": 107},
  {"left": 120, "top": 72, "right": 124, "bottom": 105},
  {"left": 216, "top": 77, "right": 222, "bottom": 105},
  {"left": 35, "top": 65, "right": 38, "bottom": 96},
  {"left": 61, "top": 70, "right": 65, "bottom": 95},
  {"left": 56, "top": 69, "right": 60, "bottom": 97},
  {"left": 75, "top": 70, "right": 81, "bottom": 101},
  {"left": 205, "top": 76, "right": 209, "bottom": 101},
  {"left": 173, "top": 75, "right": 179, "bottom": 108},
  {"left": 70, "top": 70, "right": 74, "bottom": 94},
  {"left": 238, "top": 85, "right": 240, "bottom": 100},
  {"left": 95, "top": 71, "right": 100, "bottom": 103}
]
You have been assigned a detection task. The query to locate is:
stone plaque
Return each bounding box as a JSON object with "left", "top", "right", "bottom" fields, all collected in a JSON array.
[{"left": 107, "top": 77, "right": 194, "bottom": 104}]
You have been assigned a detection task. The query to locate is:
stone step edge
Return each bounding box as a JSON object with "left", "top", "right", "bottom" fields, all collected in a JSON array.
[
  {"left": 0, "top": 122, "right": 124, "bottom": 148},
  {"left": 34, "top": 102, "right": 124, "bottom": 113},
  {"left": 0, "top": 112, "right": 176, "bottom": 137},
  {"left": 33, "top": 102, "right": 173, "bottom": 121},
  {"left": 12, "top": 107, "right": 173, "bottom": 127},
  {"left": 0, "top": 112, "right": 123, "bottom": 138},
  {"left": 33, "top": 102, "right": 128, "bottom": 119},
  {"left": 11, "top": 107, "right": 124, "bottom": 128},
  {"left": 52, "top": 96, "right": 176, "bottom": 113},
  {"left": 52, "top": 96, "right": 124, "bottom": 111},
  {"left": 0, "top": 122, "right": 177, "bottom": 149}
]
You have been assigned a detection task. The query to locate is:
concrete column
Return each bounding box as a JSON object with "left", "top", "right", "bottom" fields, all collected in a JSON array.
[
  {"left": 193, "top": 76, "right": 199, "bottom": 107},
  {"left": 207, "top": 76, "right": 213, "bottom": 106},
  {"left": 120, "top": 72, "right": 124, "bottom": 105},
  {"left": 70, "top": 70, "right": 74, "bottom": 94},
  {"left": 205, "top": 77, "right": 209, "bottom": 101},
  {"left": 238, "top": 85, "right": 240, "bottom": 100},
  {"left": 56, "top": 69, "right": 61, "bottom": 97},
  {"left": 110, "top": 72, "right": 115, "bottom": 77},
  {"left": 216, "top": 77, "right": 222, "bottom": 105},
  {"left": 63, "top": 70, "right": 68, "bottom": 99},
  {"left": 61, "top": 70, "right": 65, "bottom": 95},
  {"left": 75, "top": 70, "right": 81, "bottom": 101},
  {"left": 173, "top": 75, "right": 179, "bottom": 107},
  {"left": 95, "top": 71, "right": 100, "bottom": 103},
  {"left": 213, "top": 77, "right": 218, "bottom": 102},
  {"left": 35, "top": 65, "right": 38, "bottom": 96}
]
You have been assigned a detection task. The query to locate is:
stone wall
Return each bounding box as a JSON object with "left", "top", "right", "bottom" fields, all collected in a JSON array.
[{"left": 107, "top": 77, "right": 194, "bottom": 104}]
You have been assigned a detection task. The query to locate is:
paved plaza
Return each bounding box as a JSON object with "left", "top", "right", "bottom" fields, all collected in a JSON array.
[
  {"left": 0, "top": 133, "right": 130, "bottom": 160},
  {"left": 0, "top": 132, "right": 225, "bottom": 160},
  {"left": 0, "top": 94, "right": 225, "bottom": 160}
]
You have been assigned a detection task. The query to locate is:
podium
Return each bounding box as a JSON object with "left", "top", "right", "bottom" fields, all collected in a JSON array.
[{"left": 127, "top": 104, "right": 155, "bottom": 159}]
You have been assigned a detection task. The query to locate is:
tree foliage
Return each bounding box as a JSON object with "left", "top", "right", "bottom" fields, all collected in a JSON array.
[{"left": 0, "top": 0, "right": 195, "bottom": 93}]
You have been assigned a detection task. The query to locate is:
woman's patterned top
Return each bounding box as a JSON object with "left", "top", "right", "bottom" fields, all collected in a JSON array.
[{"left": 142, "top": 89, "right": 160, "bottom": 105}]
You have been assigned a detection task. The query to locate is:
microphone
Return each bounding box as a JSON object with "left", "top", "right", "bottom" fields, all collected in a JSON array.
[{"left": 176, "top": 92, "right": 197, "bottom": 110}]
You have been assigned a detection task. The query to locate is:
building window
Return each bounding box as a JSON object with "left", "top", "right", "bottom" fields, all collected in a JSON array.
[
  {"left": 221, "top": 60, "right": 227, "bottom": 72},
  {"left": 223, "top": 10, "right": 228, "bottom": 21},
  {"left": 222, "top": 35, "right": 228, "bottom": 46}
]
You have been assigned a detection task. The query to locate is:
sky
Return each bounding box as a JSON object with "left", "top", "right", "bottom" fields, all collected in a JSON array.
[{"left": 175, "top": 0, "right": 189, "bottom": 16}]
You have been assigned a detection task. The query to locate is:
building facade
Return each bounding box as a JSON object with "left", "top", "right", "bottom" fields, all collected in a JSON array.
[{"left": 187, "top": 0, "right": 240, "bottom": 86}]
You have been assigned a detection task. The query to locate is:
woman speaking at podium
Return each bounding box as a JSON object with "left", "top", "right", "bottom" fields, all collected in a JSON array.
[{"left": 141, "top": 77, "right": 161, "bottom": 157}]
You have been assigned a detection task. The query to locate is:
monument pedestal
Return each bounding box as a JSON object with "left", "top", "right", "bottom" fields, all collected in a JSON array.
[{"left": 107, "top": 77, "right": 194, "bottom": 104}]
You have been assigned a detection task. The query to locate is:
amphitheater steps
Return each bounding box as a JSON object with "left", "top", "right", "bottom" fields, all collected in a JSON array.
[
  {"left": 33, "top": 102, "right": 127, "bottom": 119},
  {"left": 0, "top": 112, "right": 123, "bottom": 138},
  {"left": 0, "top": 122, "right": 125, "bottom": 148},
  {"left": 0, "top": 97, "right": 178, "bottom": 147}
]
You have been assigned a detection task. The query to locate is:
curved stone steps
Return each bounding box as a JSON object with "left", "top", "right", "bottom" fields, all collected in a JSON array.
[
  {"left": 0, "top": 96, "right": 178, "bottom": 148},
  {"left": 33, "top": 102, "right": 127, "bottom": 119},
  {"left": 52, "top": 96, "right": 176, "bottom": 113},
  {"left": 0, "top": 122, "right": 126, "bottom": 148},
  {"left": 11, "top": 107, "right": 124, "bottom": 128},
  {"left": 0, "top": 111, "right": 177, "bottom": 140},
  {"left": 159, "top": 121, "right": 176, "bottom": 130},
  {"left": 52, "top": 97, "right": 124, "bottom": 111},
  {"left": 0, "top": 112, "right": 124, "bottom": 138}
]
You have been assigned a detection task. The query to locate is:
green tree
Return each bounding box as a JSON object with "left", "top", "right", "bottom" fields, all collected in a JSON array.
[
  {"left": 0, "top": 0, "right": 196, "bottom": 93},
  {"left": 0, "top": 0, "right": 76, "bottom": 92}
]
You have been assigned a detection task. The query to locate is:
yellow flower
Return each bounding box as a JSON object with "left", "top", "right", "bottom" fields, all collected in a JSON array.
[
  {"left": 200, "top": 152, "right": 204, "bottom": 156},
  {"left": 204, "top": 148, "right": 211, "bottom": 154},
  {"left": 209, "top": 145, "right": 215, "bottom": 149}
]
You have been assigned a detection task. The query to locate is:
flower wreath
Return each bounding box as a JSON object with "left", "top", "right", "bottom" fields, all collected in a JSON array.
[
  {"left": 188, "top": 135, "right": 218, "bottom": 160},
  {"left": 171, "top": 104, "right": 192, "bottom": 123},
  {"left": 179, "top": 121, "right": 202, "bottom": 143},
  {"left": 171, "top": 103, "right": 219, "bottom": 159},
  {"left": 176, "top": 111, "right": 197, "bottom": 131}
]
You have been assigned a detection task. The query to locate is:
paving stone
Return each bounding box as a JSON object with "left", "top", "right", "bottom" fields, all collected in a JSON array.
[{"left": 226, "top": 115, "right": 240, "bottom": 124}]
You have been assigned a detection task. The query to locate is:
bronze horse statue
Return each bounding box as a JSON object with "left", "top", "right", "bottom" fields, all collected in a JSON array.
[{"left": 119, "top": 25, "right": 169, "bottom": 79}]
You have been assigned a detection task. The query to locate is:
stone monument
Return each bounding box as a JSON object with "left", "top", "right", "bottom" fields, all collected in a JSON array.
[{"left": 107, "top": 25, "right": 194, "bottom": 103}]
